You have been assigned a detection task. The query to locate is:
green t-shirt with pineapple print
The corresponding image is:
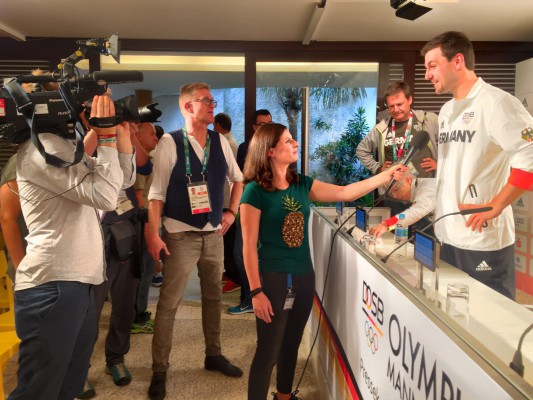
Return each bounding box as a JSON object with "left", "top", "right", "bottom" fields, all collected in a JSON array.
[{"left": 240, "top": 174, "right": 314, "bottom": 275}]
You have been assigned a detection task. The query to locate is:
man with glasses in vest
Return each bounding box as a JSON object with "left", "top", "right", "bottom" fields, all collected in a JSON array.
[{"left": 145, "top": 83, "right": 244, "bottom": 400}]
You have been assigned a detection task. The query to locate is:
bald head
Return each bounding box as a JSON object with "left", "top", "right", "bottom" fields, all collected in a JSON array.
[{"left": 135, "top": 122, "right": 159, "bottom": 152}]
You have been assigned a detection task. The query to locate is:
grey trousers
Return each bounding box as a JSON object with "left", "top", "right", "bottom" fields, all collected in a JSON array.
[{"left": 152, "top": 230, "right": 224, "bottom": 373}]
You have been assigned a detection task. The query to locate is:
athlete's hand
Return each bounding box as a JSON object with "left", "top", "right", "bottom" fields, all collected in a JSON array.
[{"left": 459, "top": 203, "right": 502, "bottom": 232}]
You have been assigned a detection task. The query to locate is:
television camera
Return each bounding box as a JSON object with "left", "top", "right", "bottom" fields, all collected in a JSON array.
[{"left": 0, "top": 34, "right": 162, "bottom": 167}]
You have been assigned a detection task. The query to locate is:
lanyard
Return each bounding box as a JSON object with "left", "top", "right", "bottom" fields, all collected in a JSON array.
[
  {"left": 391, "top": 112, "right": 413, "bottom": 161},
  {"left": 287, "top": 273, "right": 293, "bottom": 293},
  {"left": 183, "top": 127, "right": 210, "bottom": 182}
]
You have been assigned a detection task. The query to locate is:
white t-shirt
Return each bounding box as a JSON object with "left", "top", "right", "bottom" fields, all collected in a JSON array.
[{"left": 435, "top": 78, "right": 533, "bottom": 251}]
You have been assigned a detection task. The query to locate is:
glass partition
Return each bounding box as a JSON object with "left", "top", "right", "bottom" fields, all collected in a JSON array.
[
  {"left": 256, "top": 62, "right": 378, "bottom": 206},
  {"left": 99, "top": 52, "right": 246, "bottom": 143}
]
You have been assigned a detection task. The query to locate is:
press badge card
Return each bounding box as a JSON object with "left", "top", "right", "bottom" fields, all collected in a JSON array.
[
  {"left": 187, "top": 182, "right": 211, "bottom": 214},
  {"left": 115, "top": 198, "right": 134, "bottom": 216}
]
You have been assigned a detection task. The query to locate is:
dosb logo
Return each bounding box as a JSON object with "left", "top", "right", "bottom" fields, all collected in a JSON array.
[
  {"left": 362, "top": 281, "right": 384, "bottom": 325},
  {"left": 361, "top": 281, "right": 385, "bottom": 353}
]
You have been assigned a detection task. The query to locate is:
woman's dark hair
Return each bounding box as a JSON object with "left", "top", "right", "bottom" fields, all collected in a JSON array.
[{"left": 243, "top": 122, "right": 298, "bottom": 192}]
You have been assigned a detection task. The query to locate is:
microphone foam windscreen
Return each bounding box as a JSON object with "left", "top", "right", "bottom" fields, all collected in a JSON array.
[{"left": 410, "top": 130, "right": 430, "bottom": 150}]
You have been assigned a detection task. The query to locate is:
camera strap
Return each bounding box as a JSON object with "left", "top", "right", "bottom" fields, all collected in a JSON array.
[{"left": 88, "top": 116, "right": 122, "bottom": 128}]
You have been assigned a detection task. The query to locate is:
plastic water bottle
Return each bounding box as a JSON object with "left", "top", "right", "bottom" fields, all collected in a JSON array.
[{"left": 394, "top": 213, "right": 408, "bottom": 257}]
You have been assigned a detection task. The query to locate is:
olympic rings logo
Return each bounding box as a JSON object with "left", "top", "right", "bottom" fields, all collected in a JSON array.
[{"left": 365, "top": 320, "right": 379, "bottom": 354}]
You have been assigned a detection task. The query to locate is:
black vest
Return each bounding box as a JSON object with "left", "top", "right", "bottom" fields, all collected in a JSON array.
[{"left": 164, "top": 129, "right": 226, "bottom": 229}]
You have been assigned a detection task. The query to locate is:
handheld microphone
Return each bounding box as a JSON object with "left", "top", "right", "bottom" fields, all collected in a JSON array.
[
  {"left": 70, "top": 70, "right": 144, "bottom": 85},
  {"left": 509, "top": 322, "right": 533, "bottom": 377},
  {"left": 381, "top": 206, "right": 493, "bottom": 263},
  {"left": 383, "top": 130, "right": 431, "bottom": 196}
]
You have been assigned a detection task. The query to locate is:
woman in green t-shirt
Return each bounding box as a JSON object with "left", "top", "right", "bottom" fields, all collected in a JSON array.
[{"left": 240, "top": 123, "right": 404, "bottom": 400}]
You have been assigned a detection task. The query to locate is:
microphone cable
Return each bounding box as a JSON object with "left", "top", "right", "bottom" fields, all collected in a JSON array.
[
  {"left": 381, "top": 207, "right": 494, "bottom": 263},
  {"left": 293, "top": 206, "right": 357, "bottom": 396},
  {"left": 509, "top": 322, "right": 533, "bottom": 377}
]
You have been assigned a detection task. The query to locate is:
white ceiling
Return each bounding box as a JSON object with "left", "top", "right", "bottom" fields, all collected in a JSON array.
[
  {"left": 1, "top": 0, "right": 532, "bottom": 98},
  {"left": 0, "top": 0, "right": 532, "bottom": 43}
]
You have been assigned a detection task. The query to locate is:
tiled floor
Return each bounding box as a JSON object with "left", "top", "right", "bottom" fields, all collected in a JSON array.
[
  {"left": 2, "top": 274, "right": 320, "bottom": 400},
  {"left": 3, "top": 273, "right": 533, "bottom": 400}
]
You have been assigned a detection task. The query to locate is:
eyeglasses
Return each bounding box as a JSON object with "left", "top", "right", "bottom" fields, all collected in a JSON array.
[{"left": 191, "top": 97, "right": 217, "bottom": 107}]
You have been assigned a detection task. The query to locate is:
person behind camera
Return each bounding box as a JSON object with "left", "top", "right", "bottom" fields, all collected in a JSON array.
[
  {"left": 145, "top": 82, "right": 244, "bottom": 400},
  {"left": 240, "top": 123, "right": 404, "bottom": 400},
  {"left": 78, "top": 120, "right": 138, "bottom": 398},
  {"left": 8, "top": 95, "right": 124, "bottom": 400},
  {"left": 130, "top": 122, "right": 160, "bottom": 334}
]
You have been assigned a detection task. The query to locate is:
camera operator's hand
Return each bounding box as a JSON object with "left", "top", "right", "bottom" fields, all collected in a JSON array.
[
  {"left": 90, "top": 95, "right": 117, "bottom": 147},
  {"left": 116, "top": 122, "right": 133, "bottom": 154},
  {"left": 128, "top": 122, "right": 139, "bottom": 134}
]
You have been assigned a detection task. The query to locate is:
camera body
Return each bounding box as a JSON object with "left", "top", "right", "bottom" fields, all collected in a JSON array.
[
  {"left": 0, "top": 81, "right": 106, "bottom": 144},
  {"left": 0, "top": 34, "right": 161, "bottom": 149}
]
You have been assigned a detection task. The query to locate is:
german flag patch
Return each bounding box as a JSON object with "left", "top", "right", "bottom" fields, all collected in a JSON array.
[{"left": 521, "top": 127, "right": 533, "bottom": 142}]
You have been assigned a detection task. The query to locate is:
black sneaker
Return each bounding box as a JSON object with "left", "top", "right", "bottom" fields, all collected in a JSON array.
[
  {"left": 272, "top": 390, "right": 302, "bottom": 400},
  {"left": 204, "top": 355, "right": 243, "bottom": 377},
  {"left": 134, "top": 310, "right": 152, "bottom": 324},
  {"left": 148, "top": 371, "right": 167, "bottom": 400},
  {"left": 105, "top": 362, "right": 132, "bottom": 386},
  {"left": 76, "top": 380, "right": 96, "bottom": 399}
]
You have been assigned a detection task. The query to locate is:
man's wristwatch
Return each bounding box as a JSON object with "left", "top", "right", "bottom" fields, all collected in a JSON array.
[{"left": 250, "top": 287, "right": 263, "bottom": 298}]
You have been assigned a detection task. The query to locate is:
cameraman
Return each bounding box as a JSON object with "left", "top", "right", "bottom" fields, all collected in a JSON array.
[{"left": 9, "top": 94, "right": 125, "bottom": 400}]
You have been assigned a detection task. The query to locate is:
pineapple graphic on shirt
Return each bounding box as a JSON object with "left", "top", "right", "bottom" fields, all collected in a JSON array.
[{"left": 281, "top": 194, "right": 304, "bottom": 248}]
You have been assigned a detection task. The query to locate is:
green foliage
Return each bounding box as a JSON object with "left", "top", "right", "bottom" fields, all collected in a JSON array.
[
  {"left": 260, "top": 86, "right": 366, "bottom": 142},
  {"left": 313, "top": 118, "right": 332, "bottom": 131},
  {"left": 311, "top": 106, "right": 373, "bottom": 207},
  {"left": 310, "top": 87, "right": 366, "bottom": 109}
]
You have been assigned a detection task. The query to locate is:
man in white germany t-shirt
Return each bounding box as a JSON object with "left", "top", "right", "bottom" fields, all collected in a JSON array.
[{"left": 421, "top": 31, "right": 533, "bottom": 300}]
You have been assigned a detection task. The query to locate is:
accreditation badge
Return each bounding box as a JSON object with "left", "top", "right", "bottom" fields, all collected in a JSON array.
[
  {"left": 283, "top": 290, "right": 296, "bottom": 311},
  {"left": 187, "top": 182, "right": 211, "bottom": 214},
  {"left": 115, "top": 198, "right": 134, "bottom": 215}
]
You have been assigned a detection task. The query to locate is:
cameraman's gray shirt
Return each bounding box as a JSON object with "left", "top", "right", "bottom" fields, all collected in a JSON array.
[{"left": 15, "top": 133, "right": 124, "bottom": 290}]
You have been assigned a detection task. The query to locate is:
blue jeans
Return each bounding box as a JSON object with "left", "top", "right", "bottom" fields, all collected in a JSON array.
[{"left": 9, "top": 281, "right": 96, "bottom": 400}]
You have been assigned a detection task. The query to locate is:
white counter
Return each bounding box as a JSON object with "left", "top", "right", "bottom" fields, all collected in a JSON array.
[{"left": 308, "top": 207, "right": 533, "bottom": 400}]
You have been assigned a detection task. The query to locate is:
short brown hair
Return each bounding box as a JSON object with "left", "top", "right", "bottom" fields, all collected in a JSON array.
[
  {"left": 214, "top": 113, "right": 232, "bottom": 131},
  {"left": 243, "top": 123, "right": 298, "bottom": 192},
  {"left": 421, "top": 31, "right": 475, "bottom": 71},
  {"left": 384, "top": 81, "right": 411, "bottom": 100}
]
